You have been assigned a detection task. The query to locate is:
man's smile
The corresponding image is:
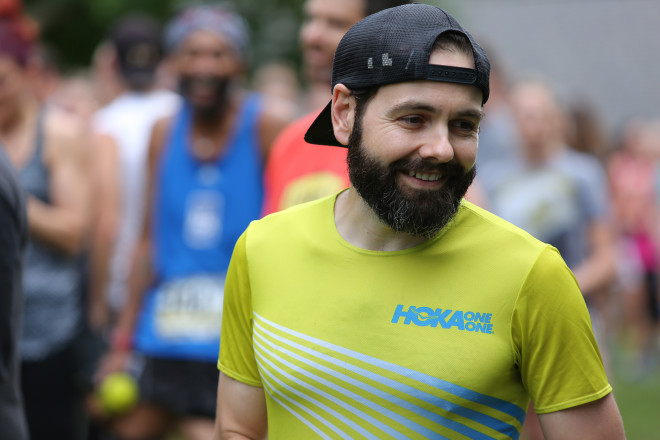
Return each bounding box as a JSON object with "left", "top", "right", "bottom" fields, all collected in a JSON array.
[{"left": 407, "top": 170, "right": 443, "bottom": 182}]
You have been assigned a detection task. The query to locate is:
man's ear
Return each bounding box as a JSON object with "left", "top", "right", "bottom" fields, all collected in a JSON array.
[{"left": 331, "top": 84, "right": 354, "bottom": 146}]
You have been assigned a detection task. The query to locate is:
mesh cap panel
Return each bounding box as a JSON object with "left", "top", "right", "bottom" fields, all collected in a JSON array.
[{"left": 305, "top": 4, "right": 490, "bottom": 147}]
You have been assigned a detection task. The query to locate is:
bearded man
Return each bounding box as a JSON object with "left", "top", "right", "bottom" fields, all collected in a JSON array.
[
  {"left": 96, "top": 5, "right": 287, "bottom": 440},
  {"left": 214, "top": 5, "right": 625, "bottom": 440},
  {"left": 261, "top": 0, "right": 412, "bottom": 215}
]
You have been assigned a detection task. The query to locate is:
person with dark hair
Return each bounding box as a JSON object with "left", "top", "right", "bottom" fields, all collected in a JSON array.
[
  {"left": 608, "top": 119, "right": 660, "bottom": 378},
  {"left": 262, "top": 0, "right": 411, "bottom": 215},
  {"left": 215, "top": 5, "right": 625, "bottom": 439},
  {"left": 482, "top": 79, "right": 616, "bottom": 299},
  {"left": 0, "top": 13, "right": 91, "bottom": 440},
  {"left": 95, "top": 5, "right": 288, "bottom": 440},
  {"left": 90, "top": 14, "right": 180, "bottom": 333},
  {"left": 480, "top": 78, "right": 618, "bottom": 440},
  {"left": 0, "top": 147, "right": 28, "bottom": 440}
]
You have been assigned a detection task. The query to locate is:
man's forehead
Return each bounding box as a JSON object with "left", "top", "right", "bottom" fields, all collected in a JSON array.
[
  {"left": 179, "top": 30, "right": 235, "bottom": 52},
  {"left": 511, "top": 82, "right": 560, "bottom": 115},
  {"left": 429, "top": 48, "right": 475, "bottom": 70},
  {"left": 303, "top": 0, "right": 365, "bottom": 21},
  {"left": 376, "top": 80, "right": 484, "bottom": 115}
]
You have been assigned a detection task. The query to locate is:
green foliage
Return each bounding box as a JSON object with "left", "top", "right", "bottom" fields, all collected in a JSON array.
[
  {"left": 24, "top": 0, "right": 450, "bottom": 76},
  {"left": 24, "top": 0, "right": 306, "bottom": 72}
]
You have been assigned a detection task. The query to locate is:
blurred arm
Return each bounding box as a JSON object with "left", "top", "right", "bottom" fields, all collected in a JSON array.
[
  {"left": 27, "top": 113, "right": 91, "bottom": 254},
  {"left": 538, "top": 393, "right": 626, "bottom": 440},
  {"left": 88, "top": 134, "right": 121, "bottom": 330},
  {"left": 96, "top": 118, "right": 169, "bottom": 378},
  {"left": 571, "top": 220, "right": 616, "bottom": 296},
  {"left": 213, "top": 373, "right": 267, "bottom": 440}
]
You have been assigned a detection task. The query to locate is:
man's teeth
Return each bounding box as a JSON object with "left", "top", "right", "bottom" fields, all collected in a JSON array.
[{"left": 408, "top": 171, "right": 442, "bottom": 181}]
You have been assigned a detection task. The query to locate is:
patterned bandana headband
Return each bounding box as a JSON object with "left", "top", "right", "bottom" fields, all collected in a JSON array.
[
  {"left": 164, "top": 4, "right": 250, "bottom": 64},
  {"left": 0, "top": 19, "right": 34, "bottom": 66}
]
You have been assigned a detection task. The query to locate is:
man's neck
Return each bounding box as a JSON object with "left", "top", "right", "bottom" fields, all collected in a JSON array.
[
  {"left": 0, "top": 95, "right": 41, "bottom": 168},
  {"left": 191, "top": 89, "right": 240, "bottom": 131},
  {"left": 523, "top": 139, "right": 565, "bottom": 165},
  {"left": 125, "top": 85, "right": 155, "bottom": 95},
  {"left": 306, "top": 83, "right": 332, "bottom": 111},
  {"left": 0, "top": 94, "right": 38, "bottom": 135},
  {"left": 189, "top": 92, "right": 241, "bottom": 161},
  {"left": 334, "top": 188, "right": 431, "bottom": 252}
]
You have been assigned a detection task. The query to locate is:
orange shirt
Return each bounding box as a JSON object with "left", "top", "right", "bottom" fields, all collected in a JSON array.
[{"left": 262, "top": 111, "right": 350, "bottom": 215}]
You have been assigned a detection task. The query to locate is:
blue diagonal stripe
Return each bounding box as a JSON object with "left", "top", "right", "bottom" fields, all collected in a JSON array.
[
  {"left": 258, "top": 358, "right": 384, "bottom": 440},
  {"left": 256, "top": 338, "right": 418, "bottom": 439},
  {"left": 255, "top": 312, "right": 526, "bottom": 425},
  {"left": 255, "top": 321, "right": 518, "bottom": 439},
  {"left": 261, "top": 377, "right": 334, "bottom": 440}
]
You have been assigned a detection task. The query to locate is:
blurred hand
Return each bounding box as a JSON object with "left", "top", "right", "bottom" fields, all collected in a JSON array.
[{"left": 94, "top": 349, "right": 131, "bottom": 385}]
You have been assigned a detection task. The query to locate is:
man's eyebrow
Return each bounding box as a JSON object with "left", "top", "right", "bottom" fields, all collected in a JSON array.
[
  {"left": 387, "top": 100, "right": 436, "bottom": 115},
  {"left": 387, "top": 100, "right": 485, "bottom": 120},
  {"left": 456, "top": 109, "right": 486, "bottom": 121}
]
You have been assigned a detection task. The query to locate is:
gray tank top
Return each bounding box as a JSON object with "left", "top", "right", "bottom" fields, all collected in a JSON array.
[{"left": 18, "top": 108, "right": 82, "bottom": 362}]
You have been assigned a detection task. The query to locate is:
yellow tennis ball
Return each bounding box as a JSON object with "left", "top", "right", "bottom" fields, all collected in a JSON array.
[{"left": 97, "top": 372, "right": 139, "bottom": 415}]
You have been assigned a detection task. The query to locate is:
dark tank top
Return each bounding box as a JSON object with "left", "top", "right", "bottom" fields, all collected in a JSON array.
[{"left": 17, "top": 108, "right": 82, "bottom": 362}]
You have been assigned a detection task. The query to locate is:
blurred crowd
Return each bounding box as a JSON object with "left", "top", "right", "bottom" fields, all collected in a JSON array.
[{"left": 0, "top": 0, "right": 657, "bottom": 439}]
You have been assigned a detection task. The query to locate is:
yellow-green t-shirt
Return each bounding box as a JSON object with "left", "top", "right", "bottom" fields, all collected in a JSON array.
[{"left": 219, "top": 193, "right": 611, "bottom": 440}]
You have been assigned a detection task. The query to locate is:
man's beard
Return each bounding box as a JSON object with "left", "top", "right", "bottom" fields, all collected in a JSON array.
[
  {"left": 347, "top": 122, "right": 476, "bottom": 239},
  {"left": 179, "top": 75, "right": 231, "bottom": 121}
]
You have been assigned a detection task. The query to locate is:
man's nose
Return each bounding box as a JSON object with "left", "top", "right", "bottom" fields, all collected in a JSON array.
[
  {"left": 300, "top": 19, "right": 325, "bottom": 47},
  {"left": 417, "top": 129, "right": 454, "bottom": 163},
  {"left": 190, "top": 55, "right": 219, "bottom": 76}
]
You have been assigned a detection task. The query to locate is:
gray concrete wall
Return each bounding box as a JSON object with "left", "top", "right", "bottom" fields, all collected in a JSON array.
[{"left": 447, "top": 0, "right": 660, "bottom": 134}]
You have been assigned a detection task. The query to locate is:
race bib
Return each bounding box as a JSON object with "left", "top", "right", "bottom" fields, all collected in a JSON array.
[
  {"left": 154, "top": 275, "right": 225, "bottom": 340},
  {"left": 184, "top": 191, "right": 224, "bottom": 249}
]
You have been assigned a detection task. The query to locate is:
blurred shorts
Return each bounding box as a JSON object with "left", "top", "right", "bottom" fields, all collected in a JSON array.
[{"left": 137, "top": 355, "right": 219, "bottom": 419}]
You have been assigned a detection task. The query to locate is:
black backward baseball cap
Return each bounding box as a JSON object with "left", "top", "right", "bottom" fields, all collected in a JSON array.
[
  {"left": 304, "top": 4, "right": 490, "bottom": 147},
  {"left": 110, "top": 15, "right": 162, "bottom": 89}
]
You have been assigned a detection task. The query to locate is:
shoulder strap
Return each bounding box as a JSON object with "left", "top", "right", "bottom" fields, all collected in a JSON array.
[
  {"left": 163, "top": 101, "right": 192, "bottom": 158},
  {"left": 32, "top": 107, "right": 47, "bottom": 159},
  {"left": 18, "top": 107, "right": 47, "bottom": 173},
  {"left": 235, "top": 93, "right": 261, "bottom": 137}
]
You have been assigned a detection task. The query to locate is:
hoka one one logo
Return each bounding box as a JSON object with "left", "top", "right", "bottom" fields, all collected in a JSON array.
[{"left": 391, "top": 305, "right": 494, "bottom": 334}]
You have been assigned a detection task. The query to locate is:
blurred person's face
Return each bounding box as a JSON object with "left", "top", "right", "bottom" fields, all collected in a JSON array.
[
  {"left": 339, "top": 49, "right": 483, "bottom": 237},
  {"left": 510, "top": 83, "right": 563, "bottom": 160},
  {"left": 92, "top": 42, "right": 122, "bottom": 105},
  {"left": 300, "top": 0, "right": 364, "bottom": 85},
  {"left": 630, "top": 122, "right": 660, "bottom": 159},
  {"left": 175, "top": 30, "right": 243, "bottom": 118},
  {"left": 0, "top": 55, "right": 26, "bottom": 127}
]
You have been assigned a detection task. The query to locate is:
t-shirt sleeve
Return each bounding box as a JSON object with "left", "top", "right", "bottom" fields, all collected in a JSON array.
[
  {"left": 218, "top": 228, "right": 263, "bottom": 387},
  {"left": 511, "top": 245, "right": 612, "bottom": 413}
]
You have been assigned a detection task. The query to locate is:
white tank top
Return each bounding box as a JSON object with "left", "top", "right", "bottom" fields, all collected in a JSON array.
[{"left": 93, "top": 89, "right": 180, "bottom": 312}]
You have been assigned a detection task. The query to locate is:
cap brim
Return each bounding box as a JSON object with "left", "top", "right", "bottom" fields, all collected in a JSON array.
[{"left": 304, "top": 101, "right": 346, "bottom": 147}]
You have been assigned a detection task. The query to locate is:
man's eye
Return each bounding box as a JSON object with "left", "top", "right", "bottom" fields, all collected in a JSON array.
[
  {"left": 401, "top": 115, "right": 424, "bottom": 125},
  {"left": 452, "top": 120, "right": 476, "bottom": 131},
  {"left": 328, "top": 19, "right": 350, "bottom": 30}
]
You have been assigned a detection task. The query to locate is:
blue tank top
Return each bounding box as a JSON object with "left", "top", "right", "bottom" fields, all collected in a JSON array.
[
  {"left": 135, "top": 95, "right": 263, "bottom": 361},
  {"left": 18, "top": 108, "right": 83, "bottom": 361}
]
